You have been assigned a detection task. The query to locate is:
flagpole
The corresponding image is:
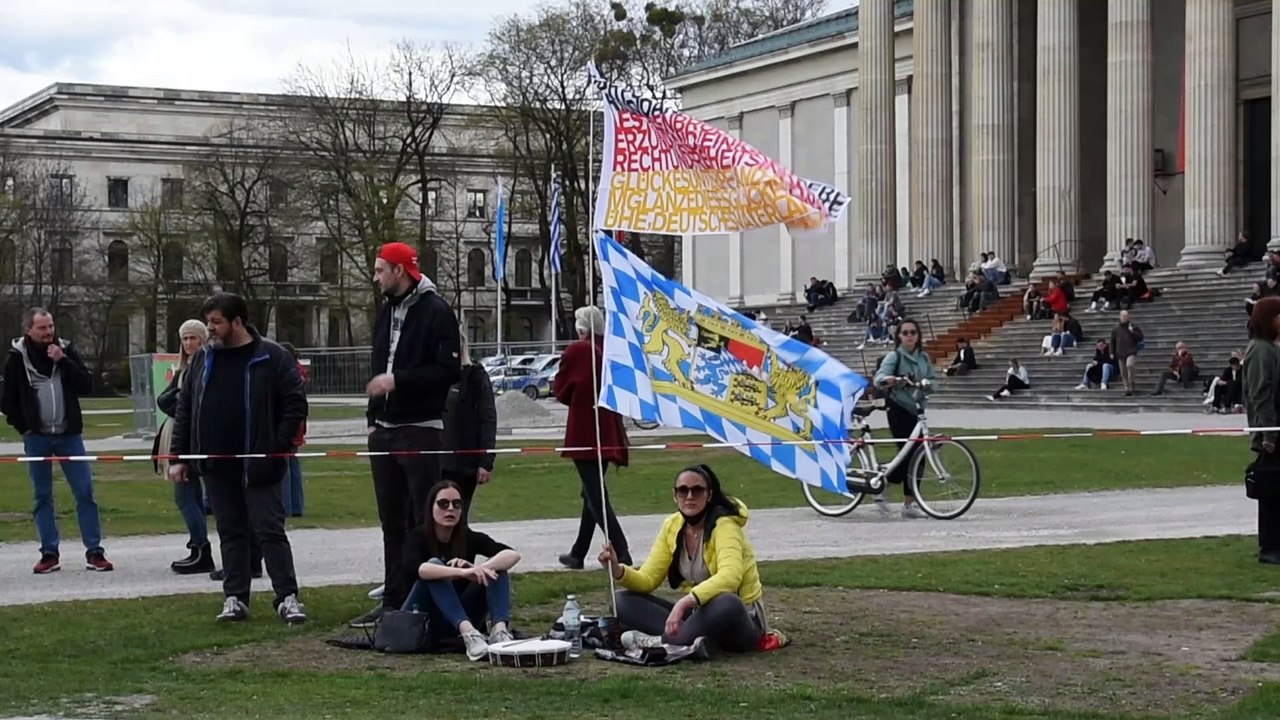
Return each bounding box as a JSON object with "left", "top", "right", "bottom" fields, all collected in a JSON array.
[
  {"left": 550, "top": 164, "right": 558, "bottom": 350},
  {"left": 496, "top": 181, "right": 504, "bottom": 359},
  {"left": 550, "top": 264, "right": 557, "bottom": 348}
]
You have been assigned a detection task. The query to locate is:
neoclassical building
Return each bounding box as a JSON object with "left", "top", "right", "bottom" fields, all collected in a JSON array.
[{"left": 667, "top": 0, "right": 1278, "bottom": 307}]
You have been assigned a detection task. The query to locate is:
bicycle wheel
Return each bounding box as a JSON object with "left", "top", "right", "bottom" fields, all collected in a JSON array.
[
  {"left": 802, "top": 445, "right": 875, "bottom": 517},
  {"left": 908, "top": 438, "right": 980, "bottom": 520},
  {"left": 632, "top": 418, "right": 660, "bottom": 430}
]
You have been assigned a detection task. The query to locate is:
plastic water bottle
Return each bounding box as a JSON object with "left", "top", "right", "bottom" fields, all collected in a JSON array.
[{"left": 563, "top": 594, "right": 582, "bottom": 658}]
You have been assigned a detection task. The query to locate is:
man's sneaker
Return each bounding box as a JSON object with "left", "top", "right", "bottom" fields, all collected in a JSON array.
[
  {"left": 367, "top": 584, "right": 385, "bottom": 600},
  {"left": 489, "top": 625, "right": 514, "bottom": 644},
  {"left": 216, "top": 597, "right": 249, "bottom": 622},
  {"left": 902, "top": 504, "right": 928, "bottom": 520},
  {"left": 277, "top": 594, "right": 307, "bottom": 625},
  {"left": 621, "top": 630, "right": 664, "bottom": 650},
  {"left": 349, "top": 605, "right": 384, "bottom": 629},
  {"left": 85, "top": 553, "right": 114, "bottom": 572},
  {"left": 1101, "top": 383, "right": 1109, "bottom": 390},
  {"left": 32, "top": 554, "right": 60, "bottom": 574},
  {"left": 1074, "top": 383, "right": 1089, "bottom": 390},
  {"left": 462, "top": 629, "right": 490, "bottom": 661}
]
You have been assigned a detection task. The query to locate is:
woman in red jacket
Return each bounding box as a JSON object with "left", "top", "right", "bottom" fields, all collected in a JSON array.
[
  {"left": 1044, "top": 280, "right": 1070, "bottom": 316},
  {"left": 555, "top": 305, "right": 632, "bottom": 570}
]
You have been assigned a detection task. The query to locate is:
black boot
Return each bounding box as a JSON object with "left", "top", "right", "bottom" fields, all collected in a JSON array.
[
  {"left": 171, "top": 544, "right": 200, "bottom": 569},
  {"left": 173, "top": 543, "right": 215, "bottom": 575}
]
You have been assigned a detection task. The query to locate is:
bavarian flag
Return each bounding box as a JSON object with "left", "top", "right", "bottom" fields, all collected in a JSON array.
[{"left": 595, "top": 231, "right": 868, "bottom": 495}]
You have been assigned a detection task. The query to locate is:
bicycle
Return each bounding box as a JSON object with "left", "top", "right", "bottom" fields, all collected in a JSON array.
[
  {"left": 630, "top": 418, "right": 660, "bottom": 431},
  {"left": 801, "top": 377, "right": 981, "bottom": 520}
]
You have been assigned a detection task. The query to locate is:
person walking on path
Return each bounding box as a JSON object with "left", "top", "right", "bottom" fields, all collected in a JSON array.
[
  {"left": 1, "top": 307, "right": 112, "bottom": 574},
  {"left": 350, "top": 241, "right": 461, "bottom": 629},
  {"left": 168, "top": 293, "right": 309, "bottom": 624},
  {"left": 555, "top": 305, "right": 632, "bottom": 570}
]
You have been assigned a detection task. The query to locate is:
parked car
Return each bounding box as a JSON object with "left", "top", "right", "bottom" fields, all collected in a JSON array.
[{"left": 491, "top": 365, "right": 557, "bottom": 400}]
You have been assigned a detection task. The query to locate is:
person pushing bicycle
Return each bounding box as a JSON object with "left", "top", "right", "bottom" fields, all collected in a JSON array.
[{"left": 870, "top": 318, "right": 936, "bottom": 519}]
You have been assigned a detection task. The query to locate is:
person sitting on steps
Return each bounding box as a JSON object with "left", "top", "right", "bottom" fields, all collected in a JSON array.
[
  {"left": 1086, "top": 270, "right": 1121, "bottom": 313},
  {"left": 1075, "top": 340, "right": 1118, "bottom": 391},
  {"left": 989, "top": 359, "right": 1031, "bottom": 401},
  {"left": 602, "top": 464, "right": 775, "bottom": 657}
]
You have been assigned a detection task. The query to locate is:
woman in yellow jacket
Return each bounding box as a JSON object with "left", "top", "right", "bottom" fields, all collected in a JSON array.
[{"left": 598, "top": 464, "right": 768, "bottom": 653}]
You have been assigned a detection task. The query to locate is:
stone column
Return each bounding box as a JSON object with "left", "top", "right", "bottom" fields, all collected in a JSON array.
[
  {"left": 910, "top": 0, "right": 953, "bottom": 271},
  {"left": 1180, "top": 0, "right": 1235, "bottom": 266},
  {"left": 315, "top": 306, "right": 330, "bottom": 346},
  {"left": 1105, "top": 0, "right": 1153, "bottom": 268},
  {"left": 858, "top": 0, "right": 897, "bottom": 278},
  {"left": 777, "top": 104, "right": 796, "bottom": 302},
  {"left": 1032, "top": 0, "right": 1081, "bottom": 277},
  {"left": 726, "top": 114, "right": 744, "bottom": 305},
  {"left": 833, "top": 92, "right": 852, "bottom": 292},
  {"left": 967, "top": 0, "right": 1016, "bottom": 275},
  {"left": 1271, "top": 0, "right": 1280, "bottom": 251}
]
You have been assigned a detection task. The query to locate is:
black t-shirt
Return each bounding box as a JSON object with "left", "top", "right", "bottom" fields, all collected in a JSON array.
[
  {"left": 203, "top": 343, "right": 254, "bottom": 473},
  {"left": 402, "top": 528, "right": 511, "bottom": 591}
]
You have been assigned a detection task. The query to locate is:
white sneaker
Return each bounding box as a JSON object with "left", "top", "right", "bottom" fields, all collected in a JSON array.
[
  {"left": 368, "top": 584, "right": 385, "bottom": 600},
  {"left": 1074, "top": 383, "right": 1088, "bottom": 390},
  {"left": 1101, "top": 383, "right": 1108, "bottom": 390},
  {"left": 489, "top": 625, "right": 514, "bottom": 644},
  {"left": 277, "top": 594, "right": 307, "bottom": 625},
  {"left": 216, "top": 596, "right": 249, "bottom": 622},
  {"left": 621, "top": 630, "right": 664, "bottom": 650},
  {"left": 463, "top": 629, "right": 490, "bottom": 661},
  {"left": 1026, "top": 314, "right": 1032, "bottom": 321},
  {"left": 902, "top": 504, "right": 927, "bottom": 520},
  {"left": 919, "top": 288, "right": 931, "bottom": 297}
]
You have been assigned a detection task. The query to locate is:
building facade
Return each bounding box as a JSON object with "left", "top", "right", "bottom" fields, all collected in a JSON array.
[
  {"left": 666, "top": 0, "right": 1279, "bottom": 307},
  {"left": 0, "top": 83, "right": 555, "bottom": 358}
]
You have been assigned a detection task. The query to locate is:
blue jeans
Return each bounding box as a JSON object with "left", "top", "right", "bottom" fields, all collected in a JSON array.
[
  {"left": 923, "top": 275, "right": 942, "bottom": 290},
  {"left": 283, "top": 456, "right": 304, "bottom": 516},
  {"left": 1051, "top": 333, "right": 1077, "bottom": 351},
  {"left": 1083, "top": 363, "right": 1115, "bottom": 386},
  {"left": 174, "top": 476, "right": 208, "bottom": 548},
  {"left": 402, "top": 558, "right": 512, "bottom": 631},
  {"left": 23, "top": 433, "right": 102, "bottom": 557}
]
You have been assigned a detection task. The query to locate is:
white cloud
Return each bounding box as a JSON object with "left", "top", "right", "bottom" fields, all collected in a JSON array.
[{"left": 0, "top": 0, "right": 529, "bottom": 108}]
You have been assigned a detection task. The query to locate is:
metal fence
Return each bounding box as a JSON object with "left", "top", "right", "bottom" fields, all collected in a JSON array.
[{"left": 128, "top": 354, "right": 161, "bottom": 437}]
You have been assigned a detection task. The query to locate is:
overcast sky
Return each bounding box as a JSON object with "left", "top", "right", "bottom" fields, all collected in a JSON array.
[{"left": 0, "top": 0, "right": 857, "bottom": 110}]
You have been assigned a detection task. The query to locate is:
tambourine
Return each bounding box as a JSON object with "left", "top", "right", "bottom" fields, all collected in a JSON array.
[{"left": 486, "top": 638, "right": 572, "bottom": 668}]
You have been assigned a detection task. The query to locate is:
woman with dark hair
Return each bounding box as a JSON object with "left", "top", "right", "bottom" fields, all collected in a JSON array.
[
  {"left": 870, "top": 318, "right": 935, "bottom": 519},
  {"left": 277, "top": 342, "right": 307, "bottom": 518},
  {"left": 401, "top": 480, "right": 522, "bottom": 660},
  {"left": 440, "top": 330, "right": 497, "bottom": 522},
  {"left": 600, "top": 464, "right": 770, "bottom": 654},
  {"left": 1244, "top": 296, "right": 1280, "bottom": 564}
]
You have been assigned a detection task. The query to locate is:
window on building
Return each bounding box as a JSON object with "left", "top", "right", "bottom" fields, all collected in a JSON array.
[
  {"left": 50, "top": 175, "right": 74, "bottom": 206},
  {"left": 320, "top": 183, "right": 338, "bottom": 213},
  {"left": 161, "top": 178, "right": 184, "bottom": 209},
  {"left": 269, "top": 178, "right": 288, "bottom": 209},
  {"left": 269, "top": 242, "right": 289, "bottom": 282},
  {"left": 1, "top": 175, "right": 14, "bottom": 196},
  {"left": 468, "top": 316, "right": 485, "bottom": 344},
  {"left": 106, "top": 239, "right": 129, "bottom": 282},
  {"left": 327, "top": 309, "right": 349, "bottom": 346},
  {"left": 107, "top": 178, "right": 129, "bottom": 209},
  {"left": 318, "top": 240, "right": 340, "bottom": 284},
  {"left": 467, "top": 248, "right": 486, "bottom": 287},
  {"left": 0, "top": 238, "right": 15, "bottom": 283},
  {"left": 520, "top": 317, "right": 534, "bottom": 342},
  {"left": 425, "top": 185, "right": 440, "bottom": 217},
  {"left": 418, "top": 241, "right": 438, "bottom": 281},
  {"left": 106, "top": 314, "right": 129, "bottom": 358},
  {"left": 52, "top": 239, "right": 73, "bottom": 283},
  {"left": 161, "top": 241, "right": 184, "bottom": 280},
  {"left": 216, "top": 244, "right": 237, "bottom": 282},
  {"left": 466, "top": 189, "right": 487, "bottom": 219},
  {"left": 514, "top": 248, "right": 532, "bottom": 288}
]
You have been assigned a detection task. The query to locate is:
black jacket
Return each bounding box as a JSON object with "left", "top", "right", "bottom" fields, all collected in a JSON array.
[
  {"left": 1, "top": 338, "right": 93, "bottom": 435},
  {"left": 442, "top": 365, "right": 498, "bottom": 475},
  {"left": 367, "top": 280, "right": 462, "bottom": 427},
  {"left": 170, "top": 328, "right": 308, "bottom": 485}
]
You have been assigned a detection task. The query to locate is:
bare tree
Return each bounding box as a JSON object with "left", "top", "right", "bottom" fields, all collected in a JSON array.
[{"left": 2, "top": 157, "right": 97, "bottom": 312}]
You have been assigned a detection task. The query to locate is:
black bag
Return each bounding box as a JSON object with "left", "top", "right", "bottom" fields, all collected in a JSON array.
[
  {"left": 1245, "top": 455, "right": 1280, "bottom": 500},
  {"left": 372, "top": 610, "right": 433, "bottom": 654}
]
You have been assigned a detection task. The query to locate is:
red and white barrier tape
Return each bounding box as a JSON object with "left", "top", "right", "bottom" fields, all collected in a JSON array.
[{"left": 1, "top": 425, "right": 1274, "bottom": 463}]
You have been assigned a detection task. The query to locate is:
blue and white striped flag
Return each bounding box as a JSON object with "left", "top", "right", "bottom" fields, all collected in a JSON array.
[
  {"left": 548, "top": 170, "right": 564, "bottom": 274},
  {"left": 594, "top": 231, "right": 868, "bottom": 494},
  {"left": 493, "top": 183, "right": 506, "bottom": 282}
]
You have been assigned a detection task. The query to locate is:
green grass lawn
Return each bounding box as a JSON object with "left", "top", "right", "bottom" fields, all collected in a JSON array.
[
  {"left": 0, "top": 430, "right": 1253, "bottom": 541},
  {"left": 6, "top": 537, "right": 1280, "bottom": 720}
]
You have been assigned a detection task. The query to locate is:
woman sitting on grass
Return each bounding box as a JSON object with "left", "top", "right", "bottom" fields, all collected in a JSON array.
[
  {"left": 599, "top": 464, "right": 782, "bottom": 657},
  {"left": 401, "top": 480, "right": 522, "bottom": 661}
]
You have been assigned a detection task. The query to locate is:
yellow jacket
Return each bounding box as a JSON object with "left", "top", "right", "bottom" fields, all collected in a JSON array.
[{"left": 619, "top": 501, "right": 763, "bottom": 606}]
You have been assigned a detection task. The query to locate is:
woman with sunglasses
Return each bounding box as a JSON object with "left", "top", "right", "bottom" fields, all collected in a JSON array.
[
  {"left": 871, "top": 318, "right": 935, "bottom": 519},
  {"left": 599, "top": 464, "right": 768, "bottom": 655},
  {"left": 401, "top": 480, "right": 522, "bottom": 661}
]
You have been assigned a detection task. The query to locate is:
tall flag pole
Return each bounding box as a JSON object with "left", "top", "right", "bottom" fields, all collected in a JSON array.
[
  {"left": 548, "top": 166, "right": 564, "bottom": 346},
  {"left": 493, "top": 180, "right": 506, "bottom": 358}
]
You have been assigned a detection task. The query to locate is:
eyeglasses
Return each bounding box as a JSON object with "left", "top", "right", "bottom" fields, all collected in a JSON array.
[
  {"left": 674, "top": 485, "right": 707, "bottom": 499},
  {"left": 435, "top": 498, "right": 464, "bottom": 511},
  {"left": 900, "top": 329, "right": 918, "bottom": 336}
]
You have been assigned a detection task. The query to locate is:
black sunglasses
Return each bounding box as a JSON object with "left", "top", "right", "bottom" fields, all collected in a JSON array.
[
  {"left": 674, "top": 485, "right": 707, "bottom": 499},
  {"left": 435, "top": 498, "right": 464, "bottom": 511},
  {"left": 900, "top": 328, "right": 918, "bottom": 336}
]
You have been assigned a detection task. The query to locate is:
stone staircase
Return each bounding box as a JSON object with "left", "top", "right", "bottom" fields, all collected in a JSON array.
[
  {"left": 923, "top": 274, "right": 1089, "bottom": 363},
  {"left": 928, "top": 265, "right": 1259, "bottom": 412}
]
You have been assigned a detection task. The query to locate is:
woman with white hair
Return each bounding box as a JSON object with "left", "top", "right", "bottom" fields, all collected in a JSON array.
[
  {"left": 554, "top": 305, "right": 632, "bottom": 570},
  {"left": 155, "top": 319, "right": 218, "bottom": 574}
]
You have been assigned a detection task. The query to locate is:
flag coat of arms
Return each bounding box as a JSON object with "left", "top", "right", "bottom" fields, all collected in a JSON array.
[
  {"left": 589, "top": 66, "right": 851, "bottom": 236},
  {"left": 594, "top": 232, "right": 868, "bottom": 494}
]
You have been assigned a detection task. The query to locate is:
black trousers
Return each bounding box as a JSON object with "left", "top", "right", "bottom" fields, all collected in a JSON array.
[
  {"left": 567, "top": 459, "right": 630, "bottom": 563},
  {"left": 370, "top": 425, "right": 442, "bottom": 609},
  {"left": 885, "top": 402, "right": 919, "bottom": 497},
  {"left": 615, "top": 590, "right": 762, "bottom": 651},
  {"left": 205, "top": 466, "right": 298, "bottom": 606}
]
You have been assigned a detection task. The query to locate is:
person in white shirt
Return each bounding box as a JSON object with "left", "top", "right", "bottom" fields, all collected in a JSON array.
[
  {"left": 1128, "top": 240, "right": 1155, "bottom": 273},
  {"left": 989, "top": 359, "right": 1030, "bottom": 401},
  {"left": 981, "top": 252, "right": 1009, "bottom": 285}
]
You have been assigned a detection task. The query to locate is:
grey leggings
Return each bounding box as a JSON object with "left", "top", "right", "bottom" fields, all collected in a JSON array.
[{"left": 615, "top": 590, "right": 763, "bottom": 651}]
